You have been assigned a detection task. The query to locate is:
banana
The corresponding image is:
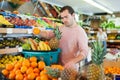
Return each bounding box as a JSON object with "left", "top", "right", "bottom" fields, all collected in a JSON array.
[
  {"left": 29, "top": 38, "right": 37, "bottom": 50},
  {"left": 37, "top": 46, "right": 40, "bottom": 50},
  {"left": 43, "top": 43, "right": 48, "bottom": 51},
  {"left": 39, "top": 41, "right": 46, "bottom": 51},
  {"left": 39, "top": 41, "right": 51, "bottom": 51},
  {"left": 46, "top": 44, "right": 51, "bottom": 51},
  {"left": 42, "top": 42, "right": 51, "bottom": 51}
]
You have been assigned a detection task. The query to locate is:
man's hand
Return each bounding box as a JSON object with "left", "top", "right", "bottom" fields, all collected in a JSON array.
[{"left": 64, "top": 61, "right": 76, "bottom": 69}]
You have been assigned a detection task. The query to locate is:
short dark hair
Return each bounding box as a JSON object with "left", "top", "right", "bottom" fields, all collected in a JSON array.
[{"left": 60, "top": 6, "right": 75, "bottom": 15}]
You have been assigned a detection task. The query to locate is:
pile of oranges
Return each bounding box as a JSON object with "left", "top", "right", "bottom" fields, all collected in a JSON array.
[
  {"left": 104, "top": 66, "right": 120, "bottom": 74},
  {"left": 1, "top": 56, "right": 59, "bottom": 80}
]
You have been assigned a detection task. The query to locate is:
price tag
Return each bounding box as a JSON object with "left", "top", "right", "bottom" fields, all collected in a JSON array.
[
  {"left": 107, "top": 31, "right": 111, "bottom": 33},
  {"left": 118, "top": 31, "right": 120, "bottom": 33},
  {"left": 18, "top": 47, "right": 23, "bottom": 52},
  {"left": 90, "top": 31, "right": 94, "bottom": 33},
  {"left": 109, "top": 40, "right": 114, "bottom": 42},
  {"left": 7, "top": 28, "right": 13, "bottom": 34},
  {"left": 27, "top": 29, "right": 32, "bottom": 34}
]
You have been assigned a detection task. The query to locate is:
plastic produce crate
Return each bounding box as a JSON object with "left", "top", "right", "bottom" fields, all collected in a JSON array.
[{"left": 22, "top": 48, "right": 61, "bottom": 66}]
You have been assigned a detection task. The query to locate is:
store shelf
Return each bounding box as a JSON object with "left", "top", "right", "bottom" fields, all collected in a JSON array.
[
  {"left": 89, "top": 30, "right": 120, "bottom": 34},
  {"left": 89, "top": 40, "right": 120, "bottom": 43},
  {"left": 0, "top": 47, "right": 22, "bottom": 54},
  {"left": 39, "top": 2, "right": 53, "bottom": 17},
  {"left": 0, "top": 28, "right": 32, "bottom": 34},
  {"left": 107, "top": 40, "right": 120, "bottom": 42},
  {"left": 52, "top": 5, "right": 60, "bottom": 14},
  {"left": 107, "top": 30, "right": 120, "bottom": 33}
]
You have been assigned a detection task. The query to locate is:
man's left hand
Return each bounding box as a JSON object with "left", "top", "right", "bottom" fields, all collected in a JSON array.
[{"left": 64, "top": 61, "right": 76, "bottom": 69}]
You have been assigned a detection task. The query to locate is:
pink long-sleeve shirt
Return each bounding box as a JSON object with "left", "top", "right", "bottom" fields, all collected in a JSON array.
[{"left": 48, "top": 26, "right": 89, "bottom": 65}]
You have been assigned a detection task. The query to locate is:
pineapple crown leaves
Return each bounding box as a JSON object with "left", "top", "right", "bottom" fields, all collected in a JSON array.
[
  {"left": 91, "top": 41, "right": 106, "bottom": 65},
  {"left": 53, "top": 26, "right": 62, "bottom": 40},
  {"left": 45, "top": 66, "right": 61, "bottom": 78}
]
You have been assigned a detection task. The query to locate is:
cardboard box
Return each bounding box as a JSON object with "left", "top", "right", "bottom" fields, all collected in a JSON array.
[{"left": 103, "top": 58, "right": 120, "bottom": 68}]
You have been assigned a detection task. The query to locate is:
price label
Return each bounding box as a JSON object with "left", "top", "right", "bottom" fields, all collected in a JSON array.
[
  {"left": 27, "top": 29, "right": 32, "bottom": 34},
  {"left": 7, "top": 28, "right": 13, "bottom": 34},
  {"left": 109, "top": 40, "right": 114, "bottom": 42},
  {"left": 18, "top": 47, "right": 23, "bottom": 52},
  {"left": 118, "top": 31, "right": 120, "bottom": 33},
  {"left": 90, "top": 31, "right": 94, "bottom": 33},
  {"left": 107, "top": 31, "right": 111, "bottom": 33}
]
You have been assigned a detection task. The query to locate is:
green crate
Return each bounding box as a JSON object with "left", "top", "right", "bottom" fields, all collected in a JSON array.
[{"left": 22, "top": 49, "right": 61, "bottom": 66}]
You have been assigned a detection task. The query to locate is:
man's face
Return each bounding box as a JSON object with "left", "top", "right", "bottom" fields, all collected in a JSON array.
[
  {"left": 60, "top": 10, "right": 75, "bottom": 27},
  {"left": 98, "top": 28, "right": 102, "bottom": 32}
]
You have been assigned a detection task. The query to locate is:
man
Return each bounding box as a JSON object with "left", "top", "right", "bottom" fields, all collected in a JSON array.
[
  {"left": 59, "top": 6, "right": 89, "bottom": 69},
  {"left": 40, "top": 6, "right": 89, "bottom": 70}
]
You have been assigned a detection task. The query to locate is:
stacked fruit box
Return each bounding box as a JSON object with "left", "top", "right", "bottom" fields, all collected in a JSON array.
[{"left": 103, "top": 59, "right": 120, "bottom": 79}]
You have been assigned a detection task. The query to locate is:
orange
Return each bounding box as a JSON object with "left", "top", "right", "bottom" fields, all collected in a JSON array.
[
  {"left": 33, "top": 27, "right": 40, "bottom": 35},
  {"left": 26, "top": 68, "right": 33, "bottom": 74},
  {"left": 52, "top": 78, "right": 58, "bottom": 80},
  {"left": 40, "top": 70, "right": 47, "bottom": 76},
  {"left": 22, "top": 59, "right": 30, "bottom": 67},
  {"left": 2, "top": 69, "right": 9, "bottom": 76},
  {"left": 38, "top": 61, "right": 46, "bottom": 70},
  {"left": 8, "top": 72, "right": 15, "bottom": 80},
  {"left": 36, "top": 76, "right": 41, "bottom": 80},
  {"left": 23, "top": 73, "right": 27, "bottom": 77},
  {"left": 15, "top": 73, "right": 23, "bottom": 80},
  {"left": 23, "top": 76, "right": 28, "bottom": 80},
  {"left": 6, "top": 64, "right": 14, "bottom": 71},
  {"left": 13, "top": 67, "right": 19, "bottom": 72},
  {"left": 14, "top": 62, "right": 22, "bottom": 69},
  {"left": 34, "top": 73, "right": 39, "bottom": 77},
  {"left": 33, "top": 68, "right": 40, "bottom": 73},
  {"left": 31, "top": 62, "right": 38, "bottom": 68},
  {"left": 40, "top": 74, "right": 49, "bottom": 80},
  {"left": 15, "top": 70, "right": 21, "bottom": 75},
  {"left": 27, "top": 73, "right": 36, "bottom": 80},
  {"left": 21, "top": 66, "right": 27, "bottom": 73},
  {"left": 29, "top": 56, "right": 37, "bottom": 62}
]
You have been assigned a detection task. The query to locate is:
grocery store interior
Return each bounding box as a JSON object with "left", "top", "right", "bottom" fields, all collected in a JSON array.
[{"left": 0, "top": 0, "right": 120, "bottom": 80}]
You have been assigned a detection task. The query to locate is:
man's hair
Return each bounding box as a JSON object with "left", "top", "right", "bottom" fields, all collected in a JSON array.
[{"left": 60, "top": 6, "right": 75, "bottom": 15}]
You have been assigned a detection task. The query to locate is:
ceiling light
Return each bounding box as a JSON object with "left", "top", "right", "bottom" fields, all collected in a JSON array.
[{"left": 83, "top": 0, "right": 113, "bottom": 14}]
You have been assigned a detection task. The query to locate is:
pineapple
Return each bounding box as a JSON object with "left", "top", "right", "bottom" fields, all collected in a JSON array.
[
  {"left": 49, "top": 26, "right": 62, "bottom": 50},
  {"left": 45, "top": 66, "right": 61, "bottom": 79},
  {"left": 60, "top": 67, "right": 78, "bottom": 80},
  {"left": 87, "top": 41, "right": 106, "bottom": 80}
]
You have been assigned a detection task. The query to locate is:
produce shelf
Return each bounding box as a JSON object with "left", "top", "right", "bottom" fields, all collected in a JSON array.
[
  {"left": 0, "top": 28, "right": 32, "bottom": 34},
  {"left": 0, "top": 47, "right": 22, "bottom": 54},
  {"left": 89, "top": 30, "right": 120, "bottom": 34},
  {"left": 89, "top": 40, "right": 120, "bottom": 43},
  {"left": 107, "top": 40, "right": 120, "bottom": 42}
]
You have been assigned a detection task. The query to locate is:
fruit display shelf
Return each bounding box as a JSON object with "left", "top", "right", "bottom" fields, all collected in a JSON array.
[
  {"left": 107, "top": 40, "right": 120, "bottom": 43},
  {"left": 0, "top": 47, "right": 22, "bottom": 54},
  {"left": 89, "top": 40, "right": 120, "bottom": 43},
  {"left": 0, "top": 28, "right": 32, "bottom": 34},
  {"left": 89, "top": 29, "right": 120, "bottom": 34}
]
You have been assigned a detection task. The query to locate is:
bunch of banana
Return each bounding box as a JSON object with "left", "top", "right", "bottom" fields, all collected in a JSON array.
[
  {"left": 0, "top": 15, "right": 13, "bottom": 25},
  {"left": 38, "top": 41, "right": 51, "bottom": 51}
]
